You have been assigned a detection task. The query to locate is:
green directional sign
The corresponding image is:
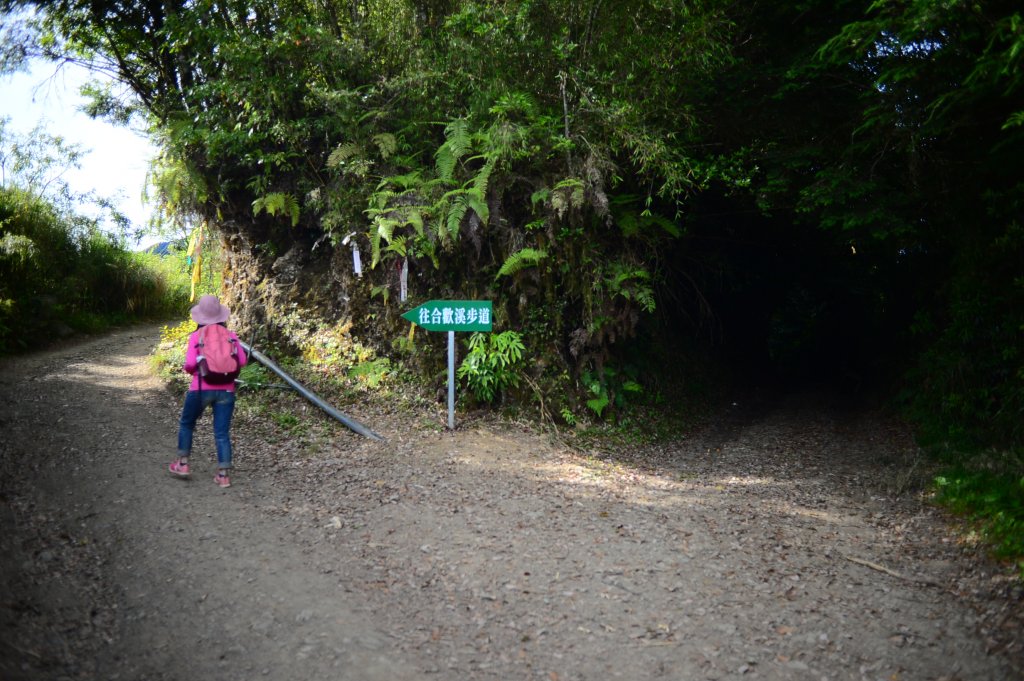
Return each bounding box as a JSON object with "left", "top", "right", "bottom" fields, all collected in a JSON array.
[{"left": 402, "top": 300, "right": 493, "bottom": 332}]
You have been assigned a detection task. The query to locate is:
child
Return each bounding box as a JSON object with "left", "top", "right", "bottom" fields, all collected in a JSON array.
[{"left": 168, "top": 294, "right": 248, "bottom": 488}]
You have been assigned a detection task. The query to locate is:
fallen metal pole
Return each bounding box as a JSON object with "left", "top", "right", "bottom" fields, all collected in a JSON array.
[{"left": 240, "top": 342, "right": 386, "bottom": 441}]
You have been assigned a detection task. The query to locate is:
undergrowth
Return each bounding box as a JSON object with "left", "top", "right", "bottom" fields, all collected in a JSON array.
[{"left": 932, "top": 458, "right": 1024, "bottom": 578}]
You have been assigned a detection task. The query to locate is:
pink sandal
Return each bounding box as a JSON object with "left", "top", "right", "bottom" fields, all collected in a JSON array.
[{"left": 168, "top": 460, "right": 191, "bottom": 478}]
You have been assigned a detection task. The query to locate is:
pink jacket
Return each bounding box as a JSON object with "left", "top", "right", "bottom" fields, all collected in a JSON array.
[{"left": 183, "top": 326, "right": 248, "bottom": 392}]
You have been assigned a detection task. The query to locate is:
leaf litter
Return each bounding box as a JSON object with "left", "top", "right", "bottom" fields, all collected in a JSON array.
[{"left": 0, "top": 325, "right": 1021, "bottom": 680}]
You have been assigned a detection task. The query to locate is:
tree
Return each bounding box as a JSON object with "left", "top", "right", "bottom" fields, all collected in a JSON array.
[
  {"left": 772, "top": 0, "right": 1024, "bottom": 446},
  {"left": 0, "top": 120, "right": 175, "bottom": 351},
  {"left": 1, "top": 1, "right": 745, "bottom": 410},
  {"left": 670, "top": 0, "right": 1023, "bottom": 446},
  {"left": 4, "top": 0, "right": 1021, "bottom": 445}
]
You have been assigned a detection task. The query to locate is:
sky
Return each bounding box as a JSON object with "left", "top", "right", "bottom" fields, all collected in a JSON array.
[{"left": 0, "top": 59, "right": 159, "bottom": 248}]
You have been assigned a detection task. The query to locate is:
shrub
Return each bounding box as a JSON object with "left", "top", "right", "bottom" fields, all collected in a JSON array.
[
  {"left": 933, "top": 467, "right": 1024, "bottom": 576},
  {"left": 457, "top": 331, "right": 525, "bottom": 403}
]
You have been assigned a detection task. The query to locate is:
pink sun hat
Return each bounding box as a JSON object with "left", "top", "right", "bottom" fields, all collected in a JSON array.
[{"left": 190, "top": 294, "right": 231, "bottom": 325}]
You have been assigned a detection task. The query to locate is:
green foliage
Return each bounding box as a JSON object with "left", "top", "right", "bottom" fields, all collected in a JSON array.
[
  {"left": 0, "top": 186, "right": 188, "bottom": 354},
  {"left": 365, "top": 115, "right": 499, "bottom": 269},
  {"left": 151, "top": 319, "right": 194, "bottom": 386},
  {"left": 495, "top": 247, "right": 547, "bottom": 280},
  {"left": 7, "top": 0, "right": 736, "bottom": 409},
  {"left": 560, "top": 407, "right": 577, "bottom": 427},
  {"left": 727, "top": 0, "right": 1024, "bottom": 454},
  {"left": 934, "top": 468, "right": 1024, "bottom": 575},
  {"left": 0, "top": 118, "right": 87, "bottom": 215},
  {"left": 11, "top": 0, "right": 1022, "bottom": 459},
  {"left": 236, "top": 362, "right": 272, "bottom": 390},
  {"left": 155, "top": 238, "right": 222, "bottom": 307},
  {"left": 144, "top": 151, "right": 209, "bottom": 236},
  {"left": 293, "top": 319, "right": 375, "bottom": 372},
  {"left": 583, "top": 372, "right": 611, "bottom": 418},
  {"left": 252, "top": 192, "right": 300, "bottom": 227},
  {"left": 603, "top": 263, "right": 656, "bottom": 314},
  {"left": 457, "top": 330, "right": 525, "bottom": 403},
  {"left": 270, "top": 409, "right": 303, "bottom": 432},
  {"left": 581, "top": 365, "right": 645, "bottom": 420},
  {"left": 349, "top": 357, "right": 392, "bottom": 389},
  {"left": 611, "top": 196, "right": 682, "bottom": 239},
  {"left": 549, "top": 178, "right": 584, "bottom": 219},
  {"left": 160, "top": 319, "right": 195, "bottom": 346},
  {"left": 905, "top": 221, "right": 1024, "bottom": 450},
  {"left": 0, "top": 118, "right": 196, "bottom": 354}
]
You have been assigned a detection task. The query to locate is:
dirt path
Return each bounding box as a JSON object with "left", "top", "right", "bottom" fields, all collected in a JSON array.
[{"left": 1, "top": 325, "right": 1021, "bottom": 680}]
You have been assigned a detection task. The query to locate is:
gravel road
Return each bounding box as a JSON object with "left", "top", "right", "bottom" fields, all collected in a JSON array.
[{"left": 1, "top": 324, "right": 1020, "bottom": 680}]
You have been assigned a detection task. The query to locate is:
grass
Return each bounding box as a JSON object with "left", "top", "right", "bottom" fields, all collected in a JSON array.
[
  {"left": 348, "top": 357, "right": 392, "bottom": 389},
  {"left": 567, "top": 399, "right": 710, "bottom": 455},
  {"left": 270, "top": 410, "right": 302, "bottom": 431},
  {"left": 933, "top": 465, "right": 1024, "bottom": 576}
]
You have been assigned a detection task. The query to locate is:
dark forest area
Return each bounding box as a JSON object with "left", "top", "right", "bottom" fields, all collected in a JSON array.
[{"left": 2, "top": 0, "right": 1021, "bottom": 454}]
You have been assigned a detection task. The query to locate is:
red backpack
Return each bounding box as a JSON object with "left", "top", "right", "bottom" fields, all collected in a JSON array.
[{"left": 196, "top": 324, "right": 240, "bottom": 385}]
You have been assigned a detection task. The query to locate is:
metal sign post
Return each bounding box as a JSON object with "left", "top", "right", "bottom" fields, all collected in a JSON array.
[
  {"left": 447, "top": 330, "right": 455, "bottom": 429},
  {"left": 402, "top": 300, "right": 493, "bottom": 430}
]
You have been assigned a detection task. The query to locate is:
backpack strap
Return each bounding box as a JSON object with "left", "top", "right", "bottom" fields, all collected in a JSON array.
[{"left": 197, "top": 327, "right": 205, "bottom": 396}]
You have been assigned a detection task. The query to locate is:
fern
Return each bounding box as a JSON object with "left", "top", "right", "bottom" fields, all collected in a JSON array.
[
  {"left": 252, "top": 192, "right": 300, "bottom": 227},
  {"left": 420, "top": 238, "right": 440, "bottom": 268},
  {"left": 617, "top": 210, "right": 639, "bottom": 237},
  {"left": 605, "top": 264, "right": 656, "bottom": 313},
  {"left": 444, "top": 119, "right": 472, "bottom": 159},
  {"left": 489, "top": 92, "right": 537, "bottom": 118},
  {"left": 370, "top": 284, "right": 390, "bottom": 305},
  {"left": 606, "top": 193, "right": 685, "bottom": 240},
  {"left": 617, "top": 208, "right": 681, "bottom": 239},
  {"left": 435, "top": 119, "right": 476, "bottom": 181},
  {"left": 377, "top": 218, "right": 399, "bottom": 246},
  {"left": 551, "top": 192, "right": 567, "bottom": 218},
  {"left": 327, "top": 142, "right": 361, "bottom": 167},
  {"left": 466, "top": 190, "right": 489, "bottom": 226},
  {"left": 555, "top": 178, "right": 585, "bottom": 207},
  {"left": 635, "top": 287, "right": 656, "bottom": 313},
  {"left": 587, "top": 393, "right": 610, "bottom": 418},
  {"left": 384, "top": 234, "right": 408, "bottom": 257},
  {"left": 496, "top": 248, "right": 548, "bottom": 279},
  {"left": 446, "top": 195, "right": 469, "bottom": 243},
  {"left": 435, "top": 144, "right": 457, "bottom": 181},
  {"left": 390, "top": 171, "right": 424, "bottom": 191},
  {"left": 364, "top": 116, "right": 503, "bottom": 269},
  {"left": 370, "top": 216, "right": 400, "bottom": 267},
  {"left": 405, "top": 208, "right": 425, "bottom": 236},
  {"left": 367, "top": 189, "right": 400, "bottom": 207},
  {"left": 372, "top": 133, "right": 397, "bottom": 159},
  {"left": 472, "top": 156, "right": 495, "bottom": 196},
  {"left": 546, "top": 178, "right": 584, "bottom": 218}
]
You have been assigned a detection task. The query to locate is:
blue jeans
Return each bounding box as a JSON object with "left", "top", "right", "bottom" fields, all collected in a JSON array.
[{"left": 177, "top": 390, "right": 236, "bottom": 469}]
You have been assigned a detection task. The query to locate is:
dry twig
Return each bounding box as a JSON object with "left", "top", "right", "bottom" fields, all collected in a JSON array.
[{"left": 843, "top": 554, "right": 942, "bottom": 588}]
